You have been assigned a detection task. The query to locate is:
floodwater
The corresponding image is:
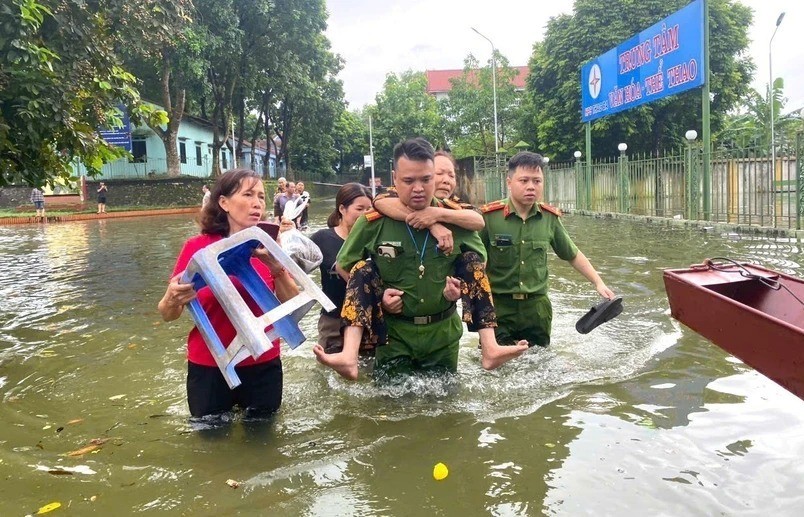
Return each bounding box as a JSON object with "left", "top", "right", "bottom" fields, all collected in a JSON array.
[{"left": 1, "top": 205, "right": 803, "bottom": 516}]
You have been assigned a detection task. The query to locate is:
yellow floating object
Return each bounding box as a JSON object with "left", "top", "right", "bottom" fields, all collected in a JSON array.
[
  {"left": 433, "top": 462, "right": 448, "bottom": 481},
  {"left": 36, "top": 502, "right": 61, "bottom": 514}
]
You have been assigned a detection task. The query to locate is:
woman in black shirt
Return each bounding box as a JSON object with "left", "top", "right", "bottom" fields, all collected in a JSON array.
[{"left": 309, "top": 183, "right": 372, "bottom": 353}]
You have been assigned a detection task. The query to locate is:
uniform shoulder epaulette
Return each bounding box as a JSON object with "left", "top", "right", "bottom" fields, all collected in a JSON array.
[
  {"left": 481, "top": 200, "right": 506, "bottom": 214},
  {"left": 539, "top": 202, "right": 563, "bottom": 217},
  {"left": 442, "top": 197, "right": 463, "bottom": 210},
  {"left": 364, "top": 209, "right": 384, "bottom": 222}
]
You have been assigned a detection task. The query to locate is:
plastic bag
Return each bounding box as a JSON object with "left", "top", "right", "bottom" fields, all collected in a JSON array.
[
  {"left": 280, "top": 228, "right": 322, "bottom": 273},
  {"left": 283, "top": 192, "right": 309, "bottom": 221}
]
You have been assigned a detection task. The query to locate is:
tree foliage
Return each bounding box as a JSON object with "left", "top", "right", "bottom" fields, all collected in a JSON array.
[
  {"left": 0, "top": 0, "right": 412, "bottom": 185},
  {"left": 332, "top": 109, "right": 368, "bottom": 175},
  {"left": 718, "top": 78, "right": 804, "bottom": 154},
  {"left": 119, "top": 0, "right": 196, "bottom": 176},
  {"left": 193, "top": 0, "right": 243, "bottom": 176},
  {"left": 440, "top": 52, "right": 522, "bottom": 157},
  {"left": 287, "top": 67, "right": 347, "bottom": 177},
  {"left": 200, "top": 0, "right": 345, "bottom": 178},
  {"left": 0, "top": 0, "right": 167, "bottom": 186},
  {"left": 525, "top": 0, "right": 754, "bottom": 160},
  {"left": 269, "top": 29, "right": 345, "bottom": 179},
  {"left": 368, "top": 71, "right": 444, "bottom": 165}
]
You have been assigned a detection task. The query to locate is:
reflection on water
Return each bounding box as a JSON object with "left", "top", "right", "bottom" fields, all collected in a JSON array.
[{"left": 0, "top": 207, "right": 802, "bottom": 515}]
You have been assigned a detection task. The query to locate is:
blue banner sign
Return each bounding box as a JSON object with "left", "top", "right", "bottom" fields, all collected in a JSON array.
[
  {"left": 99, "top": 105, "right": 132, "bottom": 152},
  {"left": 580, "top": 0, "right": 705, "bottom": 122}
]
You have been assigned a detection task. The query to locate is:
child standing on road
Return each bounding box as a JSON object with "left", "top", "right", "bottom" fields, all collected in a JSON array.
[{"left": 30, "top": 187, "right": 45, "bottom": 221}]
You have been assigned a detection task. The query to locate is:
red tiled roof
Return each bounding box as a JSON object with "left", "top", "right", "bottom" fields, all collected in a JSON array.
[{"left": 425, "top": 66, "right": 529, "bottom": 94}]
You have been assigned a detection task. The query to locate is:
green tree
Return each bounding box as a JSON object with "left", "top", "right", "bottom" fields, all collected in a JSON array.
[
  {"left": 718, "top": 78, "right": 802, "bottom": 154},
  {"left": 269, "top": 34, "right": 344, "bottom": 179},
  {"left": 332, "top": 109, "right": 368, "bottom": 175},
  {"left": 230, "top": 0, "right": 341, "bottom": 179},
  {"left": 120, "top": 0, "right": 197, "bottom": 177},
  {"left": 525, "top": 0, "right": 754, "bottom": 160},
  {"left": 368, "top": 71, "right": 443, "bottom": 165},
  {"left": 193, "top": 0, "right": 243, "bottom": 176},
  {"left": 0, "top": 0, "right": 167, "bottom": 186},
  {"left": 287, "top": 71, "right": 347, "bottom": 179},
  {"left": 230, "top": 0, "right": 278, "bottom": 167},
  {"left": 441, "top": 52, "right": 522, "bottom": 157}
]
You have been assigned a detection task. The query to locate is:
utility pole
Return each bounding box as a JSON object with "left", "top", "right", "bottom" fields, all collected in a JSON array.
[
  {"left": 368, "top": 114, "right": 376, "bottom": 198},
  {"left": 472, "top": 27, "right": 499, "bottom": 154}
]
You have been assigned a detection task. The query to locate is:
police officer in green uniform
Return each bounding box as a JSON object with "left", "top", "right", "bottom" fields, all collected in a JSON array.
[
  {"left": 481, "top": 151, "right": 615, "bottom": 352},
  {"left": 315, "top": 138, "right": 486, "bottom": 380}
]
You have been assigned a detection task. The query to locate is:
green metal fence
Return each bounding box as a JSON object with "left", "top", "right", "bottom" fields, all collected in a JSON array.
[
  {"left": 466, "top": 140, "right": 803, "bottom": 230},
  {"left": 454, "top": 154, "right": 506, "bottom": 205},
  {"left": 707, "top": 147, "right": 800, "bottom": 229},
  {"left": 73, "top": 157, "right": 214, "bottom": 180}
]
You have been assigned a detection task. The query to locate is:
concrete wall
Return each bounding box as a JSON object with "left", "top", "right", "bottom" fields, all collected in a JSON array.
[
  {"left": 0, "top": 187, "right": 33, "bottom": 208},
  {"left": 307, "top": 182, "right": 341, "bottom": 201},
  {"left": 2, "top": 177, "right": 334, "bottom": 210},
  {"left": 84, "top": 177, "right": 208, "bottom": 207},
  {"left": 0, "top": 178, "right": 208, "bottom": 209}
]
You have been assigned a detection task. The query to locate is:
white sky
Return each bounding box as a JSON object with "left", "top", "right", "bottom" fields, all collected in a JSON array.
[{"left": 325, "top": 0, "right": 804, "bottom": 114}]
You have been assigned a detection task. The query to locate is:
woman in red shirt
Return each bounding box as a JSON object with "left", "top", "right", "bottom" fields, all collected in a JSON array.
[{"left": 158, "top": 168, "right": 298, "bottom": 419}]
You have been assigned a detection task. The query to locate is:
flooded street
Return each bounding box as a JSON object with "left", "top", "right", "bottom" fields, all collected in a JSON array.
[{"left": 1, "top": 206, "right": 803, "bottom": 515}]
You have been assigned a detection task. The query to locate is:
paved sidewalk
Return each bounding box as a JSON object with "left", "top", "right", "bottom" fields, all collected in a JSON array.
[{"left": 0, "top": 207, "right": 199, "bottom": 226}]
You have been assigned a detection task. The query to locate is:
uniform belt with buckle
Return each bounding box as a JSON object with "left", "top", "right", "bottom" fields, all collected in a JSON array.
[
  {"left": 500, "top": 293, "right": 530, "bottom": 300},
  {"left": 392, "top": 304, "right": 457, "bottom": 325}
]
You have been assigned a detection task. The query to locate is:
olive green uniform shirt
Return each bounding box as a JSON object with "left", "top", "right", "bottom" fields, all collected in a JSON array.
[
  {"left": 338, "top": 205, "right": 486, "bottom": 375},
  {"left": 338, "top": 207, "right": 487, "bottom": 318},
  {"left": 481, "top": 199, "right": 578, "bottom": 296}
]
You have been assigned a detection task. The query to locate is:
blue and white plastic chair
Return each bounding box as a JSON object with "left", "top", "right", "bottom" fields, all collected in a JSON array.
[{"left": 180, "top": 226, "right": 335, "bottom": 388}]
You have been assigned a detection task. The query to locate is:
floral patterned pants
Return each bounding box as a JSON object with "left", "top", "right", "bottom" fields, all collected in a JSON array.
[{"left": 340, "top": 251, "right": 497, "bottom": 351}]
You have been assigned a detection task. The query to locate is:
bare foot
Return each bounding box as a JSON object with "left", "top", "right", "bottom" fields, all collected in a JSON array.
[
  {"left": 481, "top": 340, "right": 529, "bottom": 370},
  {"left": 313, "top": 344, "right": 358, "bottom": 380}
]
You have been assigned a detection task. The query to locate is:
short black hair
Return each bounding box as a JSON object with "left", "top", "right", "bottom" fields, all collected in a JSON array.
[
  {"left": 507, "top": 151, "right": 544, "bottom": 177},
  {"left": 393, "top": 137, "right": 435, "bottom": 170}
]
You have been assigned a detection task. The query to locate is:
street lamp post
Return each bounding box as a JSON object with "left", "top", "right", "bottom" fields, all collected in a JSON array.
[
  {"left": 685, "top": 130, "right": 698, "bottom": 220},
  {"left": 471, "top": 27, "right": 499, "bottom": 154},
  {"left": 573, "top": 151, "right": 582, "bottom": 210},
  {"left": 368, "top": 114, "right": 376, "bottom": 198},
  {"left": 769, "top": 11, "right": 785, "bottom": 227},
  {"left": 617, "top": 143, "right": 628, "bottom": 213}
]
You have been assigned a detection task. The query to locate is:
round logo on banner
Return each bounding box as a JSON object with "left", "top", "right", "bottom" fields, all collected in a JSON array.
[{"left": 588, "top": 63, "right": 602, "bottom": 100}]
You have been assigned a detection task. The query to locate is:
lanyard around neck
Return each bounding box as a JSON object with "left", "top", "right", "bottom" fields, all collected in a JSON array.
[{"left": 405, "top": 224, "right": 430, "bottom": 278}]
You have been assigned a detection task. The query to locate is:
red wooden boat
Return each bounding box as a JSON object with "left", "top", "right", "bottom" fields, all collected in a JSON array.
[{"left": 663, "top": 259, "right": 804, "bottom": 400}]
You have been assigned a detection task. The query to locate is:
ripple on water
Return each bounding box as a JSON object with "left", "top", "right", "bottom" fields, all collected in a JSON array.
[
  {"left": 543, "top": 370, "right": 804, "bottom": 514},
  {"left": 278, "top": 278, "right": 683, "bottom": 426},
  {"left": 246, "top": 435, "right": 397, "bottom": 488},
  {"left": 1, "top": 213, "right": 803, "bottom": 515}
]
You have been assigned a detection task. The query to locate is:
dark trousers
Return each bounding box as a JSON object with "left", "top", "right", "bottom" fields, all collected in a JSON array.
[{"left": 186, "top": 358, "right": 282, "bottom": 418}]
